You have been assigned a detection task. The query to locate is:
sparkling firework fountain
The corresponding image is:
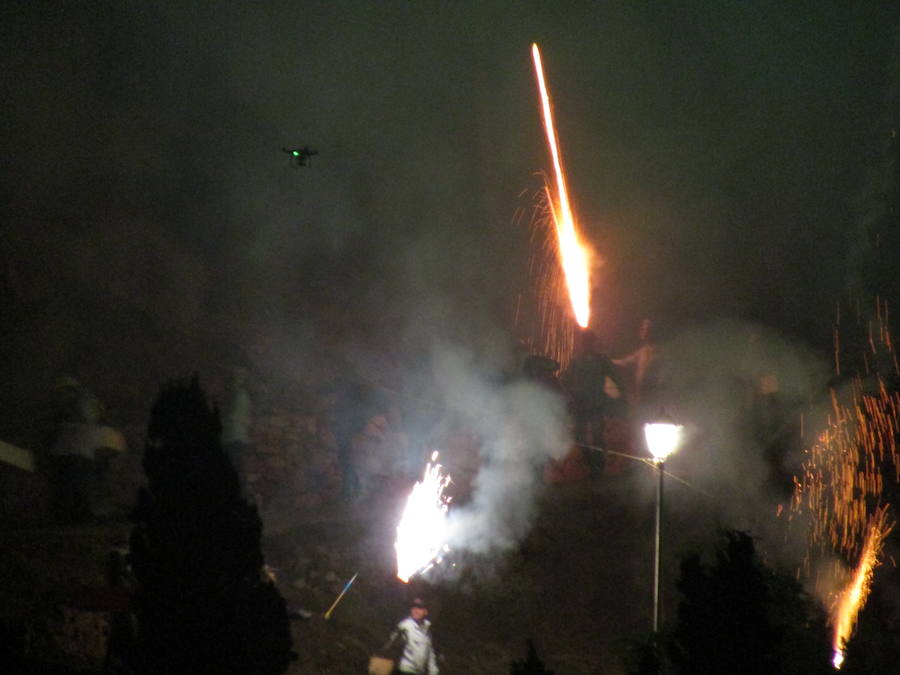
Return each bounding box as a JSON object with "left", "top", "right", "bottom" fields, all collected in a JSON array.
[
  {"left": 395, "top": 451, "right": 452, "bottom": 583},
  {"left": 530, "top": 43, "right": 593, "bottom": 331},
  {"left": 792, "top": 299, "right": 899, "bottom": 667}
]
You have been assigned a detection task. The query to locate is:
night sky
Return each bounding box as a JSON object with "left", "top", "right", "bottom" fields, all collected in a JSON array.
[{"left": 3, "top": 2, "right": 899, "bottom": 386}]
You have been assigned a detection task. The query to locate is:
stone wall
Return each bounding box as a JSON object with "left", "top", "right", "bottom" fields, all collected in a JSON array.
[
  {"left": 242, "top": 401, "right": 420, "bottom": 511},
  {"left": 245, "top": 406, "right": 342, "bottom": 511},
  {"left": 0, "top": 370, "right": 481, "bottom": 524}
]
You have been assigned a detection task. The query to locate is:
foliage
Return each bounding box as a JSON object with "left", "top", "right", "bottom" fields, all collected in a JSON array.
[
  {"left": 128, "top": 376, "right": 294, "bottom": 674},
  {"left": 622, "top": 636, "right": 660, "bottom": 675},
  {"left": 665, "top": 530, "right": 832, "bottom": 674},
  {"left": 510, "top": 639, "right": 554, "bottom": 674}
]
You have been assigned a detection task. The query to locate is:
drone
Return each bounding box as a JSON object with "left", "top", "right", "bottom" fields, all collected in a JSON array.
[{"left": 283, "top": 146, "right": 318, "bottom": 167}]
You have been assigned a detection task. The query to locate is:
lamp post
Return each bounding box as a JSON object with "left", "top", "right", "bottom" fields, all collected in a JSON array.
[{"left": 644, "top": 416, "right": 683, "bottom": 635}]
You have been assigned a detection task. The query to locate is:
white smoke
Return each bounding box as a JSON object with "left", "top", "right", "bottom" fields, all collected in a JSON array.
[
  {"left": 655, "top": 318, "right": 830, "bottom": 564},
  {"left": 417, "top": 345, "right": 570, "bottom": 555}
]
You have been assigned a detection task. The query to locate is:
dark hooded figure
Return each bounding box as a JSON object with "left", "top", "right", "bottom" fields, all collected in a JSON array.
[{"left": 562, "top": 330, "right": 625, "bottom": 476}]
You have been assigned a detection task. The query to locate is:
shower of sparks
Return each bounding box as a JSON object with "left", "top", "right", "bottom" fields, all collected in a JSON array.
[
  {"left": 831, "top": 507, "right": 891, "bottom": 669},
  {"left": 792, "top": 302, "right": 900, "bottom": 567},
  {"left": 791, "top": 299, "right": 899, "bottom": 666},
  {"left": 514, "top": 190, "right": 578, "bottom": 373},
  {"left": 792, "top": 379, "right": 899, "bottom": 564},
  {"left": 531, "top": 43, "right": 592, "bottom": 329},
  {"left": 395, "top": 451, "right": 452, "bottom": 583}
]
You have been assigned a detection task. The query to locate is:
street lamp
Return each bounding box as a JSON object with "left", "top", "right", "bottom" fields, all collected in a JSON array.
[{"left": 644, "top": 415, "right": 683, "bottom": 635}]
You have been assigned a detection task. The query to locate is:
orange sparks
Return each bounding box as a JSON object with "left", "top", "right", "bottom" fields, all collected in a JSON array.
[
  {"left": 791, "top": 304, "right": 900, "bottom": 669},
  {"left": 831, "top": 508, "right": 892, "bottom": 669},
  {"left": 514, "top": 189, "right": 579, "bottom": 373},
  {"left": 793, "top": 306, "right": 900, "bottom": 570},
  {"left": 531, "top": 43, "right": 592, "bottom": 328}
]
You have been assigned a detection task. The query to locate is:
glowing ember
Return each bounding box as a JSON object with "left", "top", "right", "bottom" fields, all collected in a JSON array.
[
  {"left": 831, "top": 507, "right": 891, "bottom": 669},
  {"left": 832, "top": 651, "right": 844, "bottom": 670},
  {"left": 395, "top": 451, "right": 452, "bottom": 583},
  {"left": 531, "top": 43, "right": 592, "bottom": 328}
]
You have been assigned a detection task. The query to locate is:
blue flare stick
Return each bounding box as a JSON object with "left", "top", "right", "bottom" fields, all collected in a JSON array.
[{"left": 324, "top": 571, "right": 359, "bottom": 620}]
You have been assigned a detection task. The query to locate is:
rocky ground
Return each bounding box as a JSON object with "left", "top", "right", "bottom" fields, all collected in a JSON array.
[{"left": 0, "top": 464, "right": 721, "bottom": 675}]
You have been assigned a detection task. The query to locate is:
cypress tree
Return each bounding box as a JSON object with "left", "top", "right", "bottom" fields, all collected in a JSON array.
[
  {"left": 129, "top": 376, "right": 293, "bottom": 674},
  {"left": 510, "top": 639, "right": 554, "bottom": 675}
]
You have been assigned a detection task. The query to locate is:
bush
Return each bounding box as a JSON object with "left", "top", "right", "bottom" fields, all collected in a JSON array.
[{"left": 667, "top": 530, "right": 832, "bottom": 675}]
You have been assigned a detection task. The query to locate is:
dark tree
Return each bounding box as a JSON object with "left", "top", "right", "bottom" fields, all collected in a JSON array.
[
  {"left": 128, "top": 376, "right": 293, "bottom": 674},
  {"left": 667, "top": 530, "right": 832, "bottom": 675},
  {"left": 623, "top": 636, "right": 661, "bottom": 675},
  {"left": 510, "top": 639, "right": 554, "bottom": 675}
]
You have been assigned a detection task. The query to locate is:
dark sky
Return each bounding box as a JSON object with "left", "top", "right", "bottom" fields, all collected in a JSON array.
[{"left": 3, "top": 1, "right": 899, "bottom": 382}]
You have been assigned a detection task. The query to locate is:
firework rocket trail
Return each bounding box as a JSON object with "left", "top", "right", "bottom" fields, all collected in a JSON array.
[{"left": 531, "top": 43, "right": 592, "bottom": 329}]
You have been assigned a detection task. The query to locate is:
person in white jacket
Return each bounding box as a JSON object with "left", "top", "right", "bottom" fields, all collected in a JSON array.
[{"left": 383, "top": 598, "right": 439, "bottom": 675}]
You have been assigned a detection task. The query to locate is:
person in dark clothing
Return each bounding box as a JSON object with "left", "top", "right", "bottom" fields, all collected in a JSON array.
[
  {"left": 522, "top": 355, "right": 568, "bottom": 399},
  {"left": 562, "top": 330, "right": 625, "bottom": 476}
]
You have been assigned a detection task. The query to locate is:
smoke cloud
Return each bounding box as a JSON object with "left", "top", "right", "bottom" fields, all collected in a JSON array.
[
  {"left": 654, "top": 318, "right": 831, "bottom": 564},
  {"left": 406, "top": 344, "right": 570, "bottom": 556}
]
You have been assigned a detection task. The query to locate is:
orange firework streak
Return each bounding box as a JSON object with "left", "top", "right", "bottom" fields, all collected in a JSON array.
[
  {"left": 531, "top": 44, "right": 592, "bottom": 328},
  {"left": 831, "top": 507, "right": 891, "bottom": 669}
]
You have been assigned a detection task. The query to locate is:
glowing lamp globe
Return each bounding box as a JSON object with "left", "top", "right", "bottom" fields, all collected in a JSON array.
[{"left": 644, "top": 420, "right": 683, "bottom": 463}]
